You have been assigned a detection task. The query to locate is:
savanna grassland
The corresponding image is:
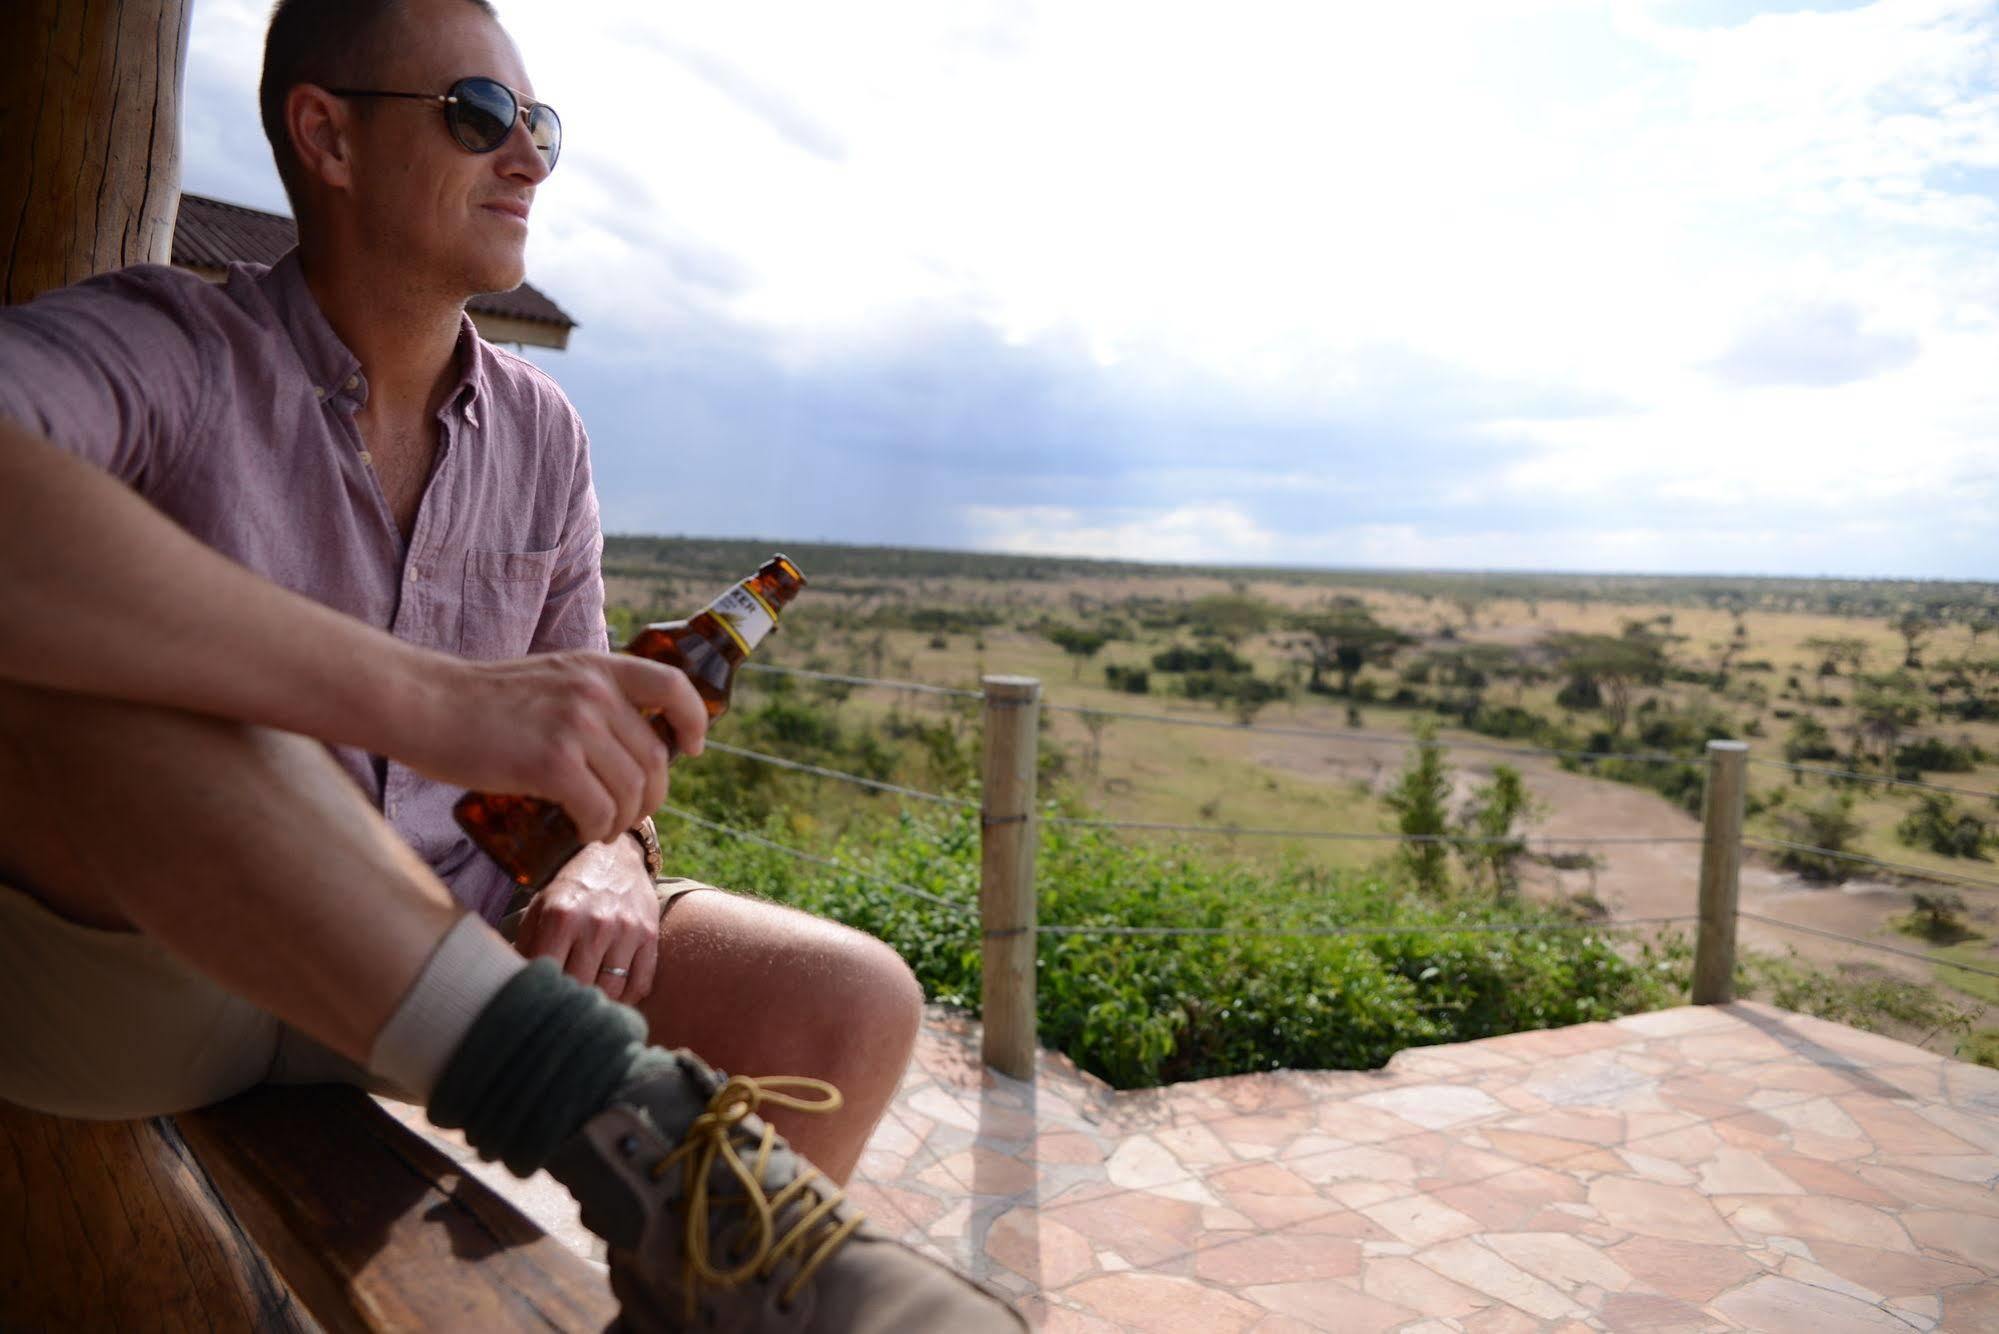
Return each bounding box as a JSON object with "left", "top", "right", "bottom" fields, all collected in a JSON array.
[{"left": 606, "top": 536, "right": 1999, "bottom": 1081}]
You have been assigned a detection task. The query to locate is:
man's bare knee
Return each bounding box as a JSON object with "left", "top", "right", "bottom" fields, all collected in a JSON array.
[{"left": 651, "top": 892, "right": 925, "bottom": 1080}]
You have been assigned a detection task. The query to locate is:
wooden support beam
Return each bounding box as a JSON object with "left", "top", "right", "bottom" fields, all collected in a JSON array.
[{"left": 0, "top": 0, "right": 193, "bottom": 304}]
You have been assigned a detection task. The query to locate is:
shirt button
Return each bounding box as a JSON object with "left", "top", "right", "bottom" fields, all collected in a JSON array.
[
  {"left": 345, "top": 375, "right": 360, "bottom": 390},
  {"left": 313, "top": 386, "right": 327, "bottom": 400},
  {"left": 358, "top": 450, "right": 373, "bottom": 465}
]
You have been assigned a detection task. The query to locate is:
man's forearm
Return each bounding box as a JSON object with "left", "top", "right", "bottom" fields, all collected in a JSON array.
[{"left": 0, "top": 417, "right": 447, "bottom": 750}]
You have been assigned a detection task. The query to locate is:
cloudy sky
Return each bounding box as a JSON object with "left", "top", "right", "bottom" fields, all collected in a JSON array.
[{"left": 182, "top": 0, "right": 1999, "bottom": 578}]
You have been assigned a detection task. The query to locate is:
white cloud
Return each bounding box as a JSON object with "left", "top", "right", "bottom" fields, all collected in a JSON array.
[
  {"left": 962, "top": 502, "right": 1280, "bottom": 564},
  {"left": 175, "top": 0, "right": 1999, "bottom": 576}
]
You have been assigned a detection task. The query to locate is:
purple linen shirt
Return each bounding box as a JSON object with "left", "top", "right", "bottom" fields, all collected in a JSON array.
[{"left": 0, "top": 251, "right": 609, "bottom": 925}]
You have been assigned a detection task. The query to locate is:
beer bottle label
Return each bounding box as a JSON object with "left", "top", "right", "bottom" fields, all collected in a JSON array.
[{"left": 708, "top": 581, "right": 778, "bottom": 653}]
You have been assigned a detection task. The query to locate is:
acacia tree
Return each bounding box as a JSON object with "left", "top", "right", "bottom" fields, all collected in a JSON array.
[
  {"left": 1548, "top": 633, "right": 1667, "bottom": 735},
  {"left": 1854, "top": 679, "right": 1924, "bottom": 767},
  {"left": 1803, "top": 635, "right": 1870, "bottom": 677},
  {"left": 1892, "top": 612, "right": 1932, "bottom": 669},
  {"left": 1046, "top": 625, "right": 1110, "bottom": 678},
  {"left": 1291, "top": 610, "right": 1411, "bottom": 696}
]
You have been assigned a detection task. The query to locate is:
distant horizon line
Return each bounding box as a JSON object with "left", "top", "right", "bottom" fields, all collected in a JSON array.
[{"left": 601, "top": 531, "right": 1999, "bottom": 590}]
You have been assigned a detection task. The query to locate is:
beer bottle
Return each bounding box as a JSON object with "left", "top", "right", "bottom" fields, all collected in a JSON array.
[{"left": 454, "top": 554, "right": 808, "bottom": 889}]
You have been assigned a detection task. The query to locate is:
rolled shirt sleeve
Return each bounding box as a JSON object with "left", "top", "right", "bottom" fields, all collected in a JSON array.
[{"left": 0, "top": 266, "right": 209, "bottom": 487}]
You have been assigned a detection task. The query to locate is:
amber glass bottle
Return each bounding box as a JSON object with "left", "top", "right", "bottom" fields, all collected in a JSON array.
[{"left": 453, "top": 554, "right": 807, "bottom": 889}]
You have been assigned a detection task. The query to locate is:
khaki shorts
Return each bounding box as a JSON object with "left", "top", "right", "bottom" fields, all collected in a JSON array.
[{"left": 0, "top": 877, "right": 712, "bottom": 1121}]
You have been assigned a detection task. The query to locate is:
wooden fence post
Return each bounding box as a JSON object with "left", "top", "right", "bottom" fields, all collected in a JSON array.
[
  {"left": 1693, "top": 739, "right": 1749, "bottom": 1005},
  {"left": 979, "top": 675, "right": 1041, "bottom": 1079}
]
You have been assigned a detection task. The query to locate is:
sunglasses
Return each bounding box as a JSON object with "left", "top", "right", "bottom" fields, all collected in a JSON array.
[{"left": 327, "top": 76, "right": 561, "bottom": 171}]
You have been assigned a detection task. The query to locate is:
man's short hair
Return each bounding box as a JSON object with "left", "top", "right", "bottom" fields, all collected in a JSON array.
[{"left": 258, "top": 0, "right": 499, "bottom": 220}]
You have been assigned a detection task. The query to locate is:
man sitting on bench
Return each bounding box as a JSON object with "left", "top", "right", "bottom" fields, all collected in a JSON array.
[{"left": 0, "top": 0, "right": 1018, "bottom": 1328}]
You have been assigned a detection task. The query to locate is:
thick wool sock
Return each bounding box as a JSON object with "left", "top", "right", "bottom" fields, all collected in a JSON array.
[
  {"left": 426, "top": 959, "right": 676, "bottom": 1177},
  {"left": 368, "top": 912, "right": 526, "bottom": 1101}
]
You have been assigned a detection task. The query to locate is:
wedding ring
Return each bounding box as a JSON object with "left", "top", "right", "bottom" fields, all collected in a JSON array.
[{"left": 599, "top": 965, "right": 631, "bottom": 978}]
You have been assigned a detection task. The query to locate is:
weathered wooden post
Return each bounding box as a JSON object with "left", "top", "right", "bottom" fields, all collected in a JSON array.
[
  {"left": 1693, "top": 739, "right": 1748, "bottom": 1004},
  {"left": 979, "top": 675, "right": 1041, "bottom": 1078},
  {"left": 0, "top": 0, "right": 192, "bottom": 304}
]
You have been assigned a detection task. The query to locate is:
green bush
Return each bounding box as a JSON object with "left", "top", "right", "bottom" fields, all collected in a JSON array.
[
  {"left": 1463, "top": 703, "right": 1551, "bottom": 742},
  {"left": 1103, "top": 664, "right": 1151, "bottom": 694},
  {"left": 1959, "top": 1028, "right": 1999, "bottom": 1070},
  {"left": 1774, "top": 792, "right": 1864, "bottom": 882},
  {"left": 1894, "top": 737, "right": 1982, "bottom": 775},
  {"left": 1896, "top": 794, "right": 1992, "bottom": 860},
  {"left": 1151, "top": 644, "right": 1251, "bottom": 674},
  {"left": 657, "top": 809, "right": 1679, "bottom": 1089}
]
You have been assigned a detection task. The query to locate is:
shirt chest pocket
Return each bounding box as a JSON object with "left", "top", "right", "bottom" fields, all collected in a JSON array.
[{"left": 459, "top": 547, "right": 558, "bottom": 660}]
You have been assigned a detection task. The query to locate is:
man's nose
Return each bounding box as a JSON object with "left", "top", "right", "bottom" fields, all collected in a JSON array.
[{"left": 498, "top": 113, "right": 552, "bottom": 185}]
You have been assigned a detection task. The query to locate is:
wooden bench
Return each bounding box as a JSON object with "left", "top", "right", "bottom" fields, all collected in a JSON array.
[{"left": 1, "top": 1088, "right": 617, "bottom": 1332}]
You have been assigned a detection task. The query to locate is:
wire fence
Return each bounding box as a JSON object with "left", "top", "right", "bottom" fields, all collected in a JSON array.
[
  {"left": 1040, "top": 698, "right": 1696, "bottom": 768},
  {"left": 1043, "top": 815, "right": 1703, "bottom": 848},
  {"left": 693, "top": 730, "right": 1707, "bottom": 852},
  {"left": 1738, "top": 911, "right": 1999, "bottom": 984},
  {"left": 661, "top": 802, "right": 1697, "bottom": 942},
  {"left": 706, "top": 663, "right": 1999, "bottom": 997},
  {"left": 657, "top": 804, "right": 977, "bottom": 917},
  {"left": 742, "top": 663, "right": 1695, "bottom": 768},
  {"left": 1743, "top": 838, "right": 1999, "bottom": 894},
  {"left": 1033, "top": 915, "right": 1699, "bottom": 941},
  {"left": 1748, "top": 756, "right": 1998, "bottom": 805},
  {"left": 741, "top": 662, "right": 982, "bottom": 700},
  {"left": 703, "top": 740, "right": 978, "bottom": 809}
]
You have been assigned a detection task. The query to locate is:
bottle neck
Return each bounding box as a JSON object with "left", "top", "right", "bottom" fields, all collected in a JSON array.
[{"left": 704, "top": 577, "right": 782, "bottom": 657}]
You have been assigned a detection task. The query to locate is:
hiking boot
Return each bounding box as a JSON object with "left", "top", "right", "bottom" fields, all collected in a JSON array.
[{"left": 548, "top": 1049, "right": 1026, "bottom": 1332}]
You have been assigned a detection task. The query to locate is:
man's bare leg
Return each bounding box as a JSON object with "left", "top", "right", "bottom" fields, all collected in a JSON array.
[
  {"left": 0, "top": 681, "right": 461, "bottom": 1065},
  {"left": 636, "top": 889, "right": 925, "bottom": 1184}
]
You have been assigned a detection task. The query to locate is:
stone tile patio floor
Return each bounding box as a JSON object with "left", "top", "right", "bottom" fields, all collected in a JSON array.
[{"left": 393, "top": 1002, "right": 1999, "bottom": 1331}]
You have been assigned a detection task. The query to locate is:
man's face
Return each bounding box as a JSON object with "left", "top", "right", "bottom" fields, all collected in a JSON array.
[{"left": 342, "top": 0, "right": 550, "bottom": 298}]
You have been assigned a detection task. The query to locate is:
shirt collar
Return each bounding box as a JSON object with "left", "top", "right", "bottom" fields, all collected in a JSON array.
[
  {"left": 445, "top": 312, "right": 486, "bottom": 428},
  {"left": 259, "top": 248, "right": 488, "bottom": 426},
  {"left": 259, "top": 249, "right": 365, "bottom": 411}
]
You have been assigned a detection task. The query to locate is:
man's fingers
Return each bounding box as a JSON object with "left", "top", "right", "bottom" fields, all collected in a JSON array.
[
  {"left": 578, "top": 735, "right": 643, "bottom": 841},
  {"left": 552, "top": 753, "right": 617, "bottom": 845},
  {"left": 603, "top": 656, "right": 707, "bottom": 757},
  {"left": 565, "top": 914, "right": 614, "bottom": 991},
  {"left": 601, "top": 695, "right": 670, "bottom": 820}
]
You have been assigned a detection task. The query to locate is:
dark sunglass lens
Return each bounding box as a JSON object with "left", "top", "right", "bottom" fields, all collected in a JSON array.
[
  {"left": 527, "top": 105, "right": 562, "bottom": 170},
  {"left": 449, "top": 77, "right": 516, "bottom": 152}
]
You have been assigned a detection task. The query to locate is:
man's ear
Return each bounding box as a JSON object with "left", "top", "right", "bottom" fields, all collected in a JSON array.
[{"left": 287, "top": 84, "right": 356, "bottom": 193}]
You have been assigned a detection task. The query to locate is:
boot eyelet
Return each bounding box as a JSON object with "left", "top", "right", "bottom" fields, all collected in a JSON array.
[{"left": 617, "top": 1133, "right": 640, "bottom": 1157}]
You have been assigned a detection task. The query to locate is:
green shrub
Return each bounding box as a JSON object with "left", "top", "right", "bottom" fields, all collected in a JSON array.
[
  {"left": 1774, "top": 792, "right": 1864, "bottom": 882},
  {"left": 1152, "top": 644, "right": 1251, "bottom": 674},
  {"left": 657, "top": 808, "right": 1678, "bottom": 1089},
  {"left": 1385, "top": 726, "right": 1452, "bottom": 895},
  {"left": 1959, "top": 1028, "right": 1999, "bottom": 1070},
  {"left": 1735, "top": 950, "right": 1976, "bottom": 1040},
  {"left": 1894, "top": 890, "right": 1978, "bottom": 944},
  {"left": 1894, "top": 737, "right": 1981, "bottom": 774},
  {"left": 1464, "top": 704, "right": 1550, "bottom": 741},
  {"left": 1896, "top": 794, "right": 1992, "bottom": 860},
  {"left": 1103, "top": 664, "right": 1151, "bottom": 694}
]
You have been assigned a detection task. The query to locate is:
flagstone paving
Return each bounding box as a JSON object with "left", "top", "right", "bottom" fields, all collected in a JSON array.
[{"left": 388, "top": 1001, "right": 1999, "bottom": 1331}]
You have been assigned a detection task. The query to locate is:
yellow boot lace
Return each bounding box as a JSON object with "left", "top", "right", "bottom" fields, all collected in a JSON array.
[{"left": 647, "top": 1074, "right": 867, "bottom": 1319}]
